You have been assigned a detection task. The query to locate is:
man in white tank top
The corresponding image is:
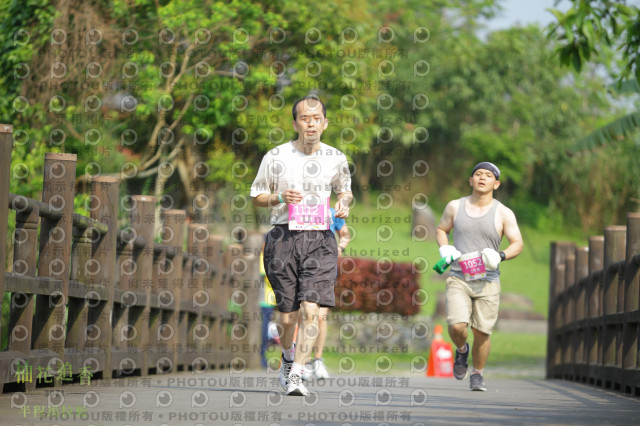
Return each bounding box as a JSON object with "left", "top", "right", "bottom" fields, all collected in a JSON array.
[{"left": 435, "top": 162, "right": 523, "bottom": 391}]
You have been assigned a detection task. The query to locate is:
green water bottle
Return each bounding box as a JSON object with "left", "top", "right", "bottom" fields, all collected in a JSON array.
[{"left": 433, "top": 256, "right": 453, "bottom": 275}]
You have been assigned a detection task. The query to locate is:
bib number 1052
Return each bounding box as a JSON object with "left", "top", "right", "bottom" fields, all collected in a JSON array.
[{"left": 458, "top": 251, "right": 487, "bottom": 281}]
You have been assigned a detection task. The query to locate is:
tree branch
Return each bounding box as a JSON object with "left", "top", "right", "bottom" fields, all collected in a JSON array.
[
  {"left": 140, "top": 34, "right": 193, "bottom": 170},
  {"left": 126, "top": 136, "right": 185, "bottom": 180},
  {"left": 61, "top": 118, "right": 83, "bottom": 141},
  {"left": 139, "top": 94, "right": 193, "bottom": 171},
  {"left": 170, "top": 42, "right": 196, "bottom": 90},
  {"left": 168, "top": 93, "right": 195, "bottom": 132},
  {"left": 138, "top": 112, "right": 167, "bottom": 169},
  {"left": 166, "top": 39, "right": 179, "bottom": 92}
]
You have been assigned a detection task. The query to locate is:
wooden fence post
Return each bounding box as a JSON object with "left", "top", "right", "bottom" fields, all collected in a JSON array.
[
  {"left": 66, "top": 212, "right": 92, "bottom": 371},
  {"left": 207, "top": 235, "right": 227, "bottom": 369},
  {"left": 588, "top": 236, "right": 605, "bottom": 320},
  {"left": 575, "top": 247, "right": 589, "bottom": 322},
  {"left": 565, "top": 253, "right": 576, "bottom": 327},
  {"left": 8, "top": 201, "right": 38, "bottom": 392},
  {"left": 178, "top": 248, "right": 192, "bottom": 371},
  {"left": 198, "top": 234, "right": 215, "bottom": 371},
  {"left": 0, "top": 124, "right": 13, "bottom": 340},
  {"left": 574, "top": 246, "right": 589, "bottom": 379},
  {"left": 161, "top": 209, "right": 185, "bottom": 372},
  {"left": 602, "top": 226, "right": 626, "bottom": 382},
  {"left": 113, "top": 223, "right": 133, "bottom": 374},
  {"left": 8, "top": 203, "right": 39, "bottom": 354},
  {"left": 129, "top": 195, "right": 155, "bottom": 375},
  {"left": 243, "top": 231, "right": 264, "bottom": 370},
  {"left": 622, "top": 213, "right": 640, "bottom": 393},
  {"left": 33, "top": 153, "right": 77, "bottom": 370},
  {"left": 547, "top": 241, "right": 573, "bottom": 378},
  {"left": 586, "top": 236, "right": 604, "bottom": 385},
  {"left": 227, "top": 242, "right": 244, "bottom": 371},
  {"left": 563, "top": 251, "right": 576, "bottom": 378},
  {"left": 603, "top": 226, "right": 626, "bottom": 316},
  {"left": 87, "top": 177, "right": 119, "bottom": 379},
  {"left": 188, "top": 224, "right": 208, "bottom": 368},
  {"left": 149, "top": 236, "right": 165, "bottom": 373}
]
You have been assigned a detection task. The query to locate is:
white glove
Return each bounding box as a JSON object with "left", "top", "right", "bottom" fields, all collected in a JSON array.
[
  {"left": 439, "top": 245, "right": 462, "bottom": 262},
  {"left": 481, "top": 248, "right": 501, "bottom": 270}
]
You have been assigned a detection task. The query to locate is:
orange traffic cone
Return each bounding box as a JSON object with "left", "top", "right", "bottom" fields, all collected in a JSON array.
[{"left": 426, "top": 324, "right": 453, "bottom": 377}]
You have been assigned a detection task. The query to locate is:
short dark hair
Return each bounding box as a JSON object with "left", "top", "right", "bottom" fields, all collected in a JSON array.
[{"left": 292, "top": 95, "right": 326, "bottom": 120}]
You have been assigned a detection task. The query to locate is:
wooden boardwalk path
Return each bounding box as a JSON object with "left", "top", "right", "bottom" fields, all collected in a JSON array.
[{"left": 0, "top": 369, "right": 638, "bottom": 425}]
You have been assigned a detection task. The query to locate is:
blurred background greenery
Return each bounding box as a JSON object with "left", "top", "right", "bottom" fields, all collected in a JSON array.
[{"left": 2, "top": 0, "right": 639, "bottom": 233}]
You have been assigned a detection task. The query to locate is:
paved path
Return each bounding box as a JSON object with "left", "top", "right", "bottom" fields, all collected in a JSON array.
[{"left": 0, "top": 370, "right": 638, "bottom": 425}]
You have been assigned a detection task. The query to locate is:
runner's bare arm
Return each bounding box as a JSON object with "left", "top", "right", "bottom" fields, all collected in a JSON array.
[
  {"left": 334, "top": 191, "right": 353, "bottom": 218},
  {"left": 500, "top": 206, "right": 523, "bottom": 260},
  {"left": 436, "top": 200, "right": 457, "bottom": 247},
  {"left": 338, "top": 225, "right": 350, "bottom": 249},
  {"left": 251, "top": 193, "right": 280, "bottom": 208}
]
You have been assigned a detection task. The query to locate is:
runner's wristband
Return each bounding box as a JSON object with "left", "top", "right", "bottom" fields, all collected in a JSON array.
[{"left": 278, "top": 192, "right": 284, "bottom": 204}]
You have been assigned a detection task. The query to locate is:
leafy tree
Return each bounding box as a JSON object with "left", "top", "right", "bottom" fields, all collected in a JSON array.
[
  {"left": 0, "top": 0, "right": 58, "bottom": 197},
  {"left": 1, "top": 0, "right": 634, "bottom": 234},
  {"left": 548, "top": 0, "right": 640, "bottom": 152},
  {"left": 547, "top": 1, "right": 640, "bottom": 220},
  {"left": 548, "top": 0, "right": 640, "bottom": 82}
]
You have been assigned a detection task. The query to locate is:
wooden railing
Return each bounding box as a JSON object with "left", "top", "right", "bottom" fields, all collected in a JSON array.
[
  {"left": 0, "top": 124, "right": 254, "bottom": 392},
  {"left": 547, "top": 213, "right": 640, "bottom": 396}
]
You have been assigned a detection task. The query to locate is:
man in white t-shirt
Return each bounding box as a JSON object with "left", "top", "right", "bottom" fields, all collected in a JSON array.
[{"left": 251, "top": 95, "right": 353, "bottom": 396}]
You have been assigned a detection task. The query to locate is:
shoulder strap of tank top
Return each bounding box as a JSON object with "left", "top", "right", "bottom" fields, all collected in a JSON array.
[
  {"left": 489, "top": 199, "right": 500, "bottom": 216},
  {"left": 457, "top": 197, "right": 468, "bottom": 220}
]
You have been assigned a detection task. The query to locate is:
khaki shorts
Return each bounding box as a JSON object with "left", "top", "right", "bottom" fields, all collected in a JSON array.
[{"left": 445, "top": 275, "right": 501, "bottom": 335}]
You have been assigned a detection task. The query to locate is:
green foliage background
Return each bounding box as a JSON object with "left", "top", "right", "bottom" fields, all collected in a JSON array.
[{"left": 1, "top": 0, "right": 638, "bottom": 235}]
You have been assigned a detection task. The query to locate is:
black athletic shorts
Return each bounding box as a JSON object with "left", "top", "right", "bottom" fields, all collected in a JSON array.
[{"left": 263, "top": 225, "right": 338, "bottom": 312}]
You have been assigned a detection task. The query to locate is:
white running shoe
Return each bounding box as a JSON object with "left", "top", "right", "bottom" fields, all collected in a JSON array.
[
  {"left": 301, "top": 363, "right": 313, "bottom": 381},
  {"left": 278, "top": 343, "right": 295, "bottom": 389},
  {"left": 279, "top": 354, "right": 293, "bottom": 390},
  {"left": 313, "top": 358, "right": 330, "bottom": 380},
  {"left": 286, "top": 373, "right": 309, "bottom": 396}
]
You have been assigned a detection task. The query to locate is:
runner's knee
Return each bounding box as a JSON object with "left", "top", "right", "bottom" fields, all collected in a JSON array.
[
  {"left": 280, "top": 312, "right": 299, "bottom": 327},
  {"left": 301, "top": 301, "right": 319, "bottom": 314},
  {"left": 300, "top": 301, "right": 319, "bottom": 321},
  {"left": 449, "top": 323, "right": 468, "bottom": 336},
  {"left": 471, "top": 326, "right": 490, "bottom": 339}
]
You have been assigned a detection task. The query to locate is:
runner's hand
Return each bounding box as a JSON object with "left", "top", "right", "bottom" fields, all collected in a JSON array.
[
  {"left": 334, "top": 199, "right": 349, "bottom": 218},
  {"left": 282, "top": 189, "right": 303, "bottom": 204},
  {"left": 439, "top": 245, "right": 461, "bottom": 262},
  {"left": 481, "top": 248, "right": 501, "bottom": 270}
]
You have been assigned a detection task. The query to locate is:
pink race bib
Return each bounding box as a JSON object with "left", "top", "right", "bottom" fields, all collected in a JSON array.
[
  {"left": 288, "top": 199, "right": 330, "bottom": 231},
  {"left": 458, "top": 251, "right": 486, "bottom": 281}
]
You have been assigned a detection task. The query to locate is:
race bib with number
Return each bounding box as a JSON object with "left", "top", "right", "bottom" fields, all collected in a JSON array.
[
  {"left": 458, "top": 251, "right": 486, "bottom": 281},
  {"left": 288, "top": 198, "right": 330, "bottom": 230}
]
